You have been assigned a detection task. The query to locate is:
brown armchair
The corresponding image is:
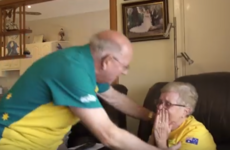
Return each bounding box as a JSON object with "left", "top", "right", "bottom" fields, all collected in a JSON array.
[{"left": 138, "top": 72, "right": 230, "bottom": 150}]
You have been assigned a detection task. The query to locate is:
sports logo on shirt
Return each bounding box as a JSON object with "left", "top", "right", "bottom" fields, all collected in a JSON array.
[
  {"left": 186, "top": 137, "right": 199, "bottom": 145},
  {"left": 95, "top": 86, "right": 99, "bottom": 93},
  {"left": 80, "top": 94, "right": 97, "bottom": 103}
]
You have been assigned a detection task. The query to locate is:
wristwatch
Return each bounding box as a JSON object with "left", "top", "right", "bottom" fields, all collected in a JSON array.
[{"left": 148, "top": 111, "right": 154, "bottom": 120}]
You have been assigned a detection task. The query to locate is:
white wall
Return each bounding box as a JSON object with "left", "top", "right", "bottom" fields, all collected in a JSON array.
[
  {"left": 118, "top": 0, "right": 230, "bottom": 135},
  {"left": 26, "top": 10, "right": 109, "bottom": 45},
  {"left": 175, "top": 0, "right": 230, "bottom": 75},
  {"left": 117, "top": 0, "right": 175, "bottom": 134},
  {"left": 0, "top": 10, "right": 110, "bottom": 89}
]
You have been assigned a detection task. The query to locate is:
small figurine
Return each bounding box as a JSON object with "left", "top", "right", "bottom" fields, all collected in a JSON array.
[
  {"left": 6, "top": 41, "right": 19, "bottom": 56},
  {"left": 57, "top": 43, "right": 63, "bottom": 50},
  {"left": 58, "top": 28, "right": 65, "bottom": 41}
]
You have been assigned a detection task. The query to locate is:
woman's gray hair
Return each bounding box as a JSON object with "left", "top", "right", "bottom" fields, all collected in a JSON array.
[
  {"left": 89, "top": 34, "right": 122, "bottom": 58},
  {"left": 161, "top": 82, "right": 198, "bottom": 114}
]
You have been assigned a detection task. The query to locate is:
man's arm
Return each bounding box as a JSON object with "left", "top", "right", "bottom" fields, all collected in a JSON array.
[
  {"left": 70, "top": 107, "right": 180, "bottom": 150},
  {"left": 150, "top": 131, "right": 168, "bottom": 149},
  {"left": 46, "top": 66, "right": 178, "bottom": 150},
  {"left": 97, "top": 86, "right": 154, "bottom": 121}
]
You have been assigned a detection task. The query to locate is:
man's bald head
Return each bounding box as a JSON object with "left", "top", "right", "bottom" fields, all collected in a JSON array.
[
  {"left": 90, "top": 30, "right": 133, "bottom": 83},
  {"left": 89, "top": 30, "right": 132, "bottom": 58}
]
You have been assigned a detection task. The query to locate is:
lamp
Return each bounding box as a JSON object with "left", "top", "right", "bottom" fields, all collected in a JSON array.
[
  {"left": 180, "top": 52, "right": 194, "bottom": 65},
  {"left": 163, "top": 17, "right": 194, "bottom": 79}
]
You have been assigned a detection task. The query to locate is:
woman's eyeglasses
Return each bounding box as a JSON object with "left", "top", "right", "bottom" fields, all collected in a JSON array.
[{"left": 155, "top": 99, "right": 186, "bottom": 108}]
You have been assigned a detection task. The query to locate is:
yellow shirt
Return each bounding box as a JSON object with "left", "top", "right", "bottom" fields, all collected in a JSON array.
[
  {"left": 149, "top": 115, "right": 216, "bottom": 150},
  {"left": 168, "top": 115, "right": 216, "bottom": 150},
  {"left": 0, "top": 85, "right": 101, "bottom": 150}
]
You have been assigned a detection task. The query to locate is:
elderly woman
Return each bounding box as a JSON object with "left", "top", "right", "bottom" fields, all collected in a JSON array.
[{"left": 148, "top": 82, "right": 216, "bottom": 150}]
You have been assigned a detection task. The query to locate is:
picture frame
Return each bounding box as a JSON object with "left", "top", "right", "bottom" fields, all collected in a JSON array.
[{"left": 122, "top": 0, "right": 169, "bottom": 42}]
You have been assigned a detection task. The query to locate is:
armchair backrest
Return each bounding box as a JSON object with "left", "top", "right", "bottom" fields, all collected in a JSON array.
[
  {"left": 137, "top": 82, "right": 167, "bottom": 142},
  {"left": 175, "top": 72, "right": 230, "bottom": 145}
]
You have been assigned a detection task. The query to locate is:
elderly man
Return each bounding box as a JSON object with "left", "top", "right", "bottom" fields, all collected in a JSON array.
[{"left": 0, "top": 30, "right": 180, "bottom": 150}]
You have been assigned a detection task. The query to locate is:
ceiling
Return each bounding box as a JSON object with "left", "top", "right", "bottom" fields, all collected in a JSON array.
[{"left": 24, "top": 0, "right": 109, "bottom": 21}]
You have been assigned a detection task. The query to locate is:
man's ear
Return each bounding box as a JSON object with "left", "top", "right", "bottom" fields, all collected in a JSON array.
[{"left": 101, "top": 55, "right": 112, "bottom": 70}]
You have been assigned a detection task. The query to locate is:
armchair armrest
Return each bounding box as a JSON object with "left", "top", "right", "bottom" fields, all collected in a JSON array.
[{"left": 137, "top": 82, "right": 168, "bottom": 142}]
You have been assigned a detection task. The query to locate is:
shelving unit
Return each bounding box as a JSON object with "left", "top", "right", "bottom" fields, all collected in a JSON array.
[
  {"left": 0, "top": 29, "right": 32, "bottom": 36},
  {"left": 0, "top": 4, "right": 32, "bottom": 60}
]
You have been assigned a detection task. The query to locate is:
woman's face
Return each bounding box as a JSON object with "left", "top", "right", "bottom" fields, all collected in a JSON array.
[{"left": 157, "top": 92, "right": 188, "bottom": 126}]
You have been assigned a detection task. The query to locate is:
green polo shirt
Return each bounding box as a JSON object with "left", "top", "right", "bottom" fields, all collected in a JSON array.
[{"left": 0, "top": 44, "right": 109, "bottom": 150}]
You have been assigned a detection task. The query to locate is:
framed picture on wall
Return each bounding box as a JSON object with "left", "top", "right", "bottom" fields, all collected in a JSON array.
[{"left": 122, "top": 0, "right": 169, "bottom": 42}]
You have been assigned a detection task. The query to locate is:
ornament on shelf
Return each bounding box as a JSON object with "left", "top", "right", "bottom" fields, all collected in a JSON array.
[
  {"left": 27, "top": 35, "right": 30, "bottom": 44},
  {"left": 23, "top": 48, "right": 31, "bottom": 55},
  {"left": 6, "top": 20, "right": 19, "bottom": 40},
  {"left": 6, "top": 41, "right": 19, "bottom": 56},
  {"left": 57, "top": 43, "right": 63, "bottom": 50},
  {"left": 58, "top": 28, "right": 65, "bottom": 41}
]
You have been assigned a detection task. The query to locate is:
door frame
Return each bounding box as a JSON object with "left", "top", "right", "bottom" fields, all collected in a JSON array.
[
  {"left": 174, "top": 0, "right": 186, "bottom": 77},
  {"left": 109, "top": 0, "right": 119, "bottom": 84}
]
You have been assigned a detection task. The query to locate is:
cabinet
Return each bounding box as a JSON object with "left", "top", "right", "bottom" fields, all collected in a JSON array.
[
  {"left": 1, "top": 59, "right": 21, "bottom": 70},
  {"left": 0, "top": 5, "right": 33, "bottom": 61},
  {"left": 0, "top": 47, "right": 22, "bottom": 77},
  {"left": 0, "top": 41, "right": 70, "bottom": 76}
]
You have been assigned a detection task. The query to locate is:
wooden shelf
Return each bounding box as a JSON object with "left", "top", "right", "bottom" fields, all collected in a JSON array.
[
  {"left": 0, "top": 29, "right": 32, "bottom": 36},
  {"left": 0, "top": 4, "right": 34, "bottom": 61},
  {"left": 0, "top": 54, "right": 32, "bottom": 60},
  {"left": 0, "top": 0, "right": 53, "bottom": 9}
]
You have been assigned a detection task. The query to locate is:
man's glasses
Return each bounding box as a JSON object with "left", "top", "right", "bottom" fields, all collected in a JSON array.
[
  {"left": 155, "top": 99, "right": 186, "bottom": 108},
  {"left": 112, "top": 57, "right": 129, "bottom": 71}
]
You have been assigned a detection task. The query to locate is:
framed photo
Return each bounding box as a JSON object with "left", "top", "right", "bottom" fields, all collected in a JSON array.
[{"left": 122, "top": 0, "right": 169, "bottom": 42}]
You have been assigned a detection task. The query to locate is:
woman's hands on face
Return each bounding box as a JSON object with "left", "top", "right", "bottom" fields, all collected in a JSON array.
[{"left": 153, "top": 109, "right": 172, "bottom": 148}]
